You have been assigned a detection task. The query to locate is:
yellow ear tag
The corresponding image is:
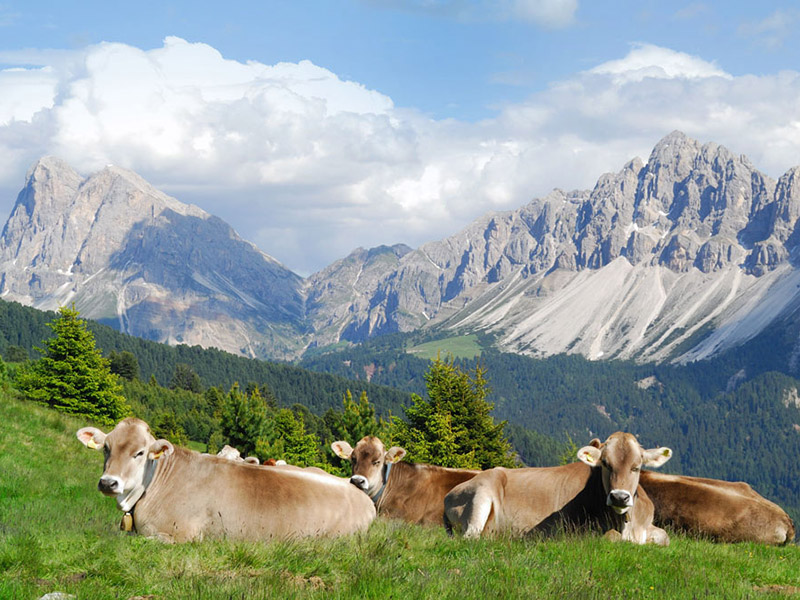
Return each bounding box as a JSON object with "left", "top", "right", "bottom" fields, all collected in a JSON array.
[
  {"left": 662, "top": 449, "right": 671, "bottom": 457},
  {"left": 150, "top": 449, "right": 164, "bottom": 460},
  {"left": 582, "top": 452, "right": 595, "bottom": 463},
  {"left": 87, "top": 439, "right": 99, "bottom": 450}
]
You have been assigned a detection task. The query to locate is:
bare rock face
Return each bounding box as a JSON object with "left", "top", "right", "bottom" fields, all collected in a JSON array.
[
  {"left": 305, "top": 131, "right": 800, "bottom": 362},
  {"left": 5, "top": 132, "right": 800, "bottom": 363},
  {"left": 0, "top": 157, "right": 306, "bottom": 359}
]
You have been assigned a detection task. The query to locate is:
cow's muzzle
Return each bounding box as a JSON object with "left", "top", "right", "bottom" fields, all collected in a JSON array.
[
  {"left": 349, "top": 475, "right": 369, "bottom": 492},
  {"left": 98, "top": 475, "right": 122, "bottom": 496},
  {"left": 607, "top": 489, "right": 633, "bottom": 514}
]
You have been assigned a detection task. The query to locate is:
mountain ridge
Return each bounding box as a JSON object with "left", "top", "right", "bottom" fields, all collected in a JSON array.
[{"left": 3, "top": 132, "right": 800, "bottom": 363}]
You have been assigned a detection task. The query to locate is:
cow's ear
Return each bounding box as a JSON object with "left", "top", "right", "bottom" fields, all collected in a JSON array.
[
  {"left": 642, "top": 447, "right": 672, "bottom": 468},
  {"left": 577, "top": 445, "right": 602, "bottom": 466},
  {"left": 77, "top": 427, "right": 106, "bottom": 450},
  {"left": 385, "top": 446, "right": 407, "bottom": 463},
  {"left": 331, "top": 441, "right": 354, "bottom": 459},
  {"left": 148, "top": 439, "right": 174, "bottom": 460},
  {"left": 588, "top": 438, "right": 602, "bottom": 448}
]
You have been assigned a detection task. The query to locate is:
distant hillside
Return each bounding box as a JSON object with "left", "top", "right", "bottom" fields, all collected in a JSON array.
[{"left": 0, "top": 298, "right": 409, "bottom": 417}]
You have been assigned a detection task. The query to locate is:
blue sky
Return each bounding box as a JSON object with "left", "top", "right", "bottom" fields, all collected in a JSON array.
[{"left": 1, "top": 1, "right": 799, "bottom": 274}]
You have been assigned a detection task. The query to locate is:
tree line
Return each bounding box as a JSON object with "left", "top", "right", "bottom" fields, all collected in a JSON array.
[{"left": 9, "top": 306, "right": 519, "bottom": 476}]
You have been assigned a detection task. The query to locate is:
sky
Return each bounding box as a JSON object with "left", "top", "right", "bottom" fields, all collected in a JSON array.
[{"left": 1, "top": 1, "right": 799, "bottom": 275}]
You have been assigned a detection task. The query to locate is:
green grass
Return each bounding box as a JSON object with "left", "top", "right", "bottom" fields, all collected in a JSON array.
[
  {"left": 406, "top": 335, "right": 483, "bottom": 360},
  {"left": 1, "top": 391, "right": 798, "bottom": 599},
  {"left": 186, "top": 439, "right": 206, "bottom": 452}
]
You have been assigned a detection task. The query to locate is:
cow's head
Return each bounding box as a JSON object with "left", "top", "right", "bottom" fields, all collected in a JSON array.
[
  {"left": 331, "top": 436, "right": 406, "bottom": 498},
  {"left": 77, "top": 418, "right": 173, "bottom": 511},
  {"left": 577, "top": 432, "right": 671, "bottom": 516}
]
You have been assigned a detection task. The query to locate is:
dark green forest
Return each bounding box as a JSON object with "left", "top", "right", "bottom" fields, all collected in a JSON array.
[
  {"left": 0, "top": 299, "right": 408, "bottom": 416},
  {"left": 1, "top": 297, "right": 798, "bottom": 523}
]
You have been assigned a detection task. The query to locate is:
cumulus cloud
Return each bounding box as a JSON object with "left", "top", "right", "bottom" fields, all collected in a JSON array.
[
  {"left": 589, "top": 43, "right": 730, "bottom": 82},
  {"left": 1, "top": 38, "right": 800, "bottom": 275}
]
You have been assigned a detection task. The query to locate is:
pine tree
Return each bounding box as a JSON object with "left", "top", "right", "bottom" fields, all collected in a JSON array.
[
  {"left": 219, "top": 383, "right": 268, "bottom": 455},
  {"left": 558, "top": 432, "right": 580, "bottom": 465},
  {"left": 392, "top": 355, "right": 515, "bottom": 469},
  {"left": 170, "top": 363, "right": 203, "bottom": 393},
  {"left": 16, "top": 305, "right": 128, "bottom": 424},
  {"left": 3, "top": 345, "right": 28, "bottom": 363},
  {"left": 270, "top": 408, "right": 321, "bottom": 467},
  {"left": 151, "top": 410, "right": 189, "bottom": 446},
  {"left": 109, "top": 350, "right": 140, "bottom": 381},
  {"left": 331, "top": 390, "right": 390, "bottom": 444}
]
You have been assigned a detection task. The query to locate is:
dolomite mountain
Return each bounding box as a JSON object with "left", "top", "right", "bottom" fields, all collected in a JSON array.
[
  {"left": 3, "top": 131, "right": 800, "bottom": 363},
  {"left": 0, "top": 159, "right": 306, "bottom": 359}
]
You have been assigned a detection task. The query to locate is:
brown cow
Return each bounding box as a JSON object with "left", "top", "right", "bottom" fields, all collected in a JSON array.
[
  {"left": 639, "top": 471, "right": 795, "bottom": 544},
  {"left": 331, "top": 436, "right": 478, "bottom": 525},
  {"left": 444, "top": 432, "right": 673, "bottom": 544},
  {"left": 77, "top": 418, "right": 375, "bottom": 542}
]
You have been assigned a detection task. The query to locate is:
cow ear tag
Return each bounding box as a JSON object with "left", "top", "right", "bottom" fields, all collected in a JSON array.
[
  {"left": 580, "top": 450, "right": 595, "bottom": 463},
  {"left": 149, "top": 449, "right": 164, "bottom": 460},
  {"left": 87, "top": 439, "right": 99, "bottom": 450}
]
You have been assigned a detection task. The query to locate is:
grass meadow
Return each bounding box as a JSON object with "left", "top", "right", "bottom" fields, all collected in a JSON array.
[
  {"left": 406, "top": 335, "right": 483, "bottom": 360},
  {"left": 1, "top": 391, "right": 798, "bottom": 600}
]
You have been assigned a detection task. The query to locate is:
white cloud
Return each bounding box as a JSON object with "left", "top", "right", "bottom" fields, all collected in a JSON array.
[
  {"left": 0, "top": 65, "right": 57, "bottom": 124},
  {"left": 589, "top": 43, "right": 730, "bottom": 82},
  {"left": 1, "top": 39, "right": 800, "bottom": 275}
]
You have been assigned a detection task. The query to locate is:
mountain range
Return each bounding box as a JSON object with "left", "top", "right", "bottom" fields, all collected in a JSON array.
[{"left": 3, "top": 131, "right": 800, "bottom": 363}]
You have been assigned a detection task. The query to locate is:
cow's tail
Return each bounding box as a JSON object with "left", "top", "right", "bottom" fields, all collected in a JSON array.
[
  {"left": 783, "top": 516, "right": 795, "bottom": 545},
  {"left": 443, "top": 511, "right": 455, "bottom": 537}
]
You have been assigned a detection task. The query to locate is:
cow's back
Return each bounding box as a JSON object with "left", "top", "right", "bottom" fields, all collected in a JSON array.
[
  {"left": 380, "top": 462, "right": 477, "bottom": 525},
  {"left": 135, "top": 448, "right": 375, "bottom": 541},
  {"left": 640, "top": 471, "right": 794, "bottom": 544}
]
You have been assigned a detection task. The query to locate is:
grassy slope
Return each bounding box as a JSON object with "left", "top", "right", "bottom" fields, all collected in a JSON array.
[
  {"left": 1, "top": 392, "right": 798, "bottom": 600},
  {"left": 406, "top": 335, "right": 483, "bottom": 360}
]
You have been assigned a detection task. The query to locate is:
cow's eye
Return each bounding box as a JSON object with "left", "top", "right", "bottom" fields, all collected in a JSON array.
[
  {"left": 372, "top": 460, "right": 381, "bottom": 466},
  {"left": 632, "top": 466, "right": 640, "bottom": 472},
  {"left": 134, "top": 450, "right": 145, "bottom": 458}
]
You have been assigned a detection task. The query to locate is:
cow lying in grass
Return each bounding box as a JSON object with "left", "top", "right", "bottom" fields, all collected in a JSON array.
[
  {"left": 77, "top": 417, "right": 375, "bottom": 542},
  {"left": 639, "top": 471, "right": 795, "bottom": 545},
  {"left": 444, "top": 432, "right": 673, "bottom": 545},
  {"left": 332, "top": 436, "right": 478, "bottom": 525}
]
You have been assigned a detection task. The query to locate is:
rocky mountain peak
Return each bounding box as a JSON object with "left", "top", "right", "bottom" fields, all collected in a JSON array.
[
  {"left": 4, "top": 133, "right": 800, "bottom": 364},
  {"left": 0, "top": 157, "right": 306, "bottom": 359}
]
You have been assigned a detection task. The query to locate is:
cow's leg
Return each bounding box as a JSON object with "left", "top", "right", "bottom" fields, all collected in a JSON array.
[
  {"left": 646, "top": 524, "right": 670, "bottom": 546},
  {"left": 462, "top": 487, "right": 494, "bottom": 539},
  {"left": 603, "top": 529, "right": 623, "bottom": 542}
]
